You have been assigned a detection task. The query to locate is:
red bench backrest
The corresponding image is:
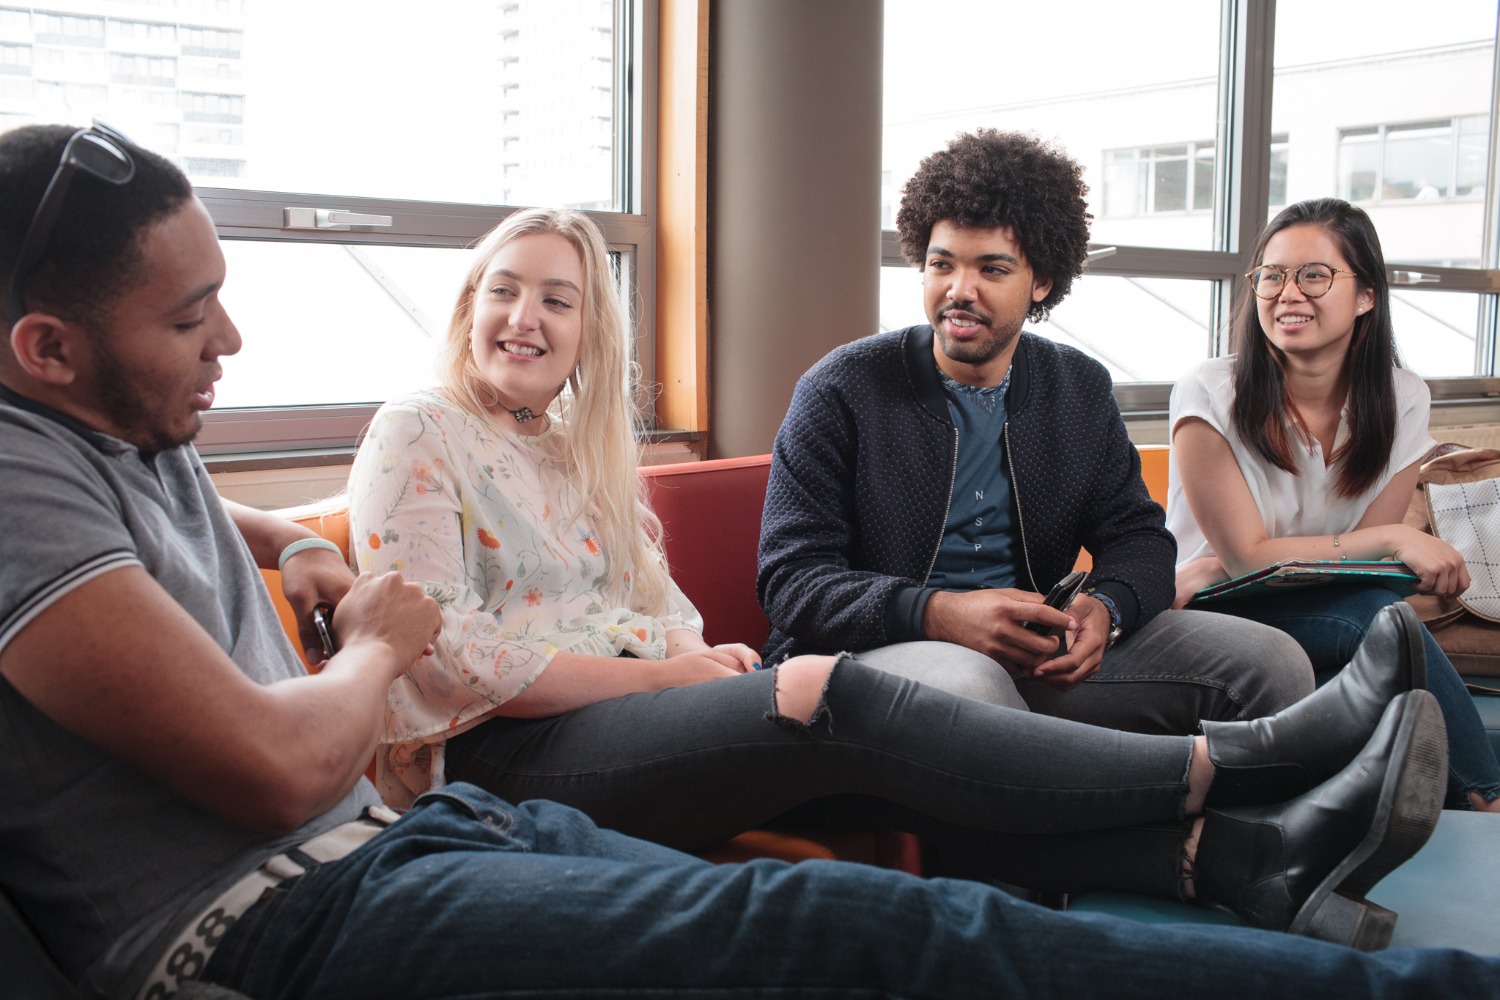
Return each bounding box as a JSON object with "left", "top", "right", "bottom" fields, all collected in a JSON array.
[{"left": 640, "top": 455, "right": 773, "bottom": 653}]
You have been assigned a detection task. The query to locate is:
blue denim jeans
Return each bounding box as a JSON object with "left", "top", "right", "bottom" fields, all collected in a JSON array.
[
  {"left": 201, "top": 783, "right": 1499, "bottom": 999},
  {"left": 1210, "top": 584, "right": 1500, "bottom": 809}
]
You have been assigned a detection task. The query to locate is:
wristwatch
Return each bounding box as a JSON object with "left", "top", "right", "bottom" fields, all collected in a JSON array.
[{"left": 1087, "top": 588, "right": 1125, "bottom": 649}]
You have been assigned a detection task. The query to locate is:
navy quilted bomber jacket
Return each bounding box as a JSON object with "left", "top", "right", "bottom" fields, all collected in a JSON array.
[{"left": 756, "top": 325, "right": 1175, "bottom": 664}]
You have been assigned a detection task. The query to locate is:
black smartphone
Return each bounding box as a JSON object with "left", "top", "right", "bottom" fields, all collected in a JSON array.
[
  {"left": 1023, "top": 570, "right": 1088, "bottom": 657},
  {"left": 312, "top": 603, "right": 338, "bottom": 660}
]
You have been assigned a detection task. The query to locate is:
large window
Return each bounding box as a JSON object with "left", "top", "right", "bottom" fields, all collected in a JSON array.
[
  {"left": 0, "top": 0, "right": 651, "bottom": 454},
  {"left": 882, "top": 0, "right": 1500, "bottom": 392}
]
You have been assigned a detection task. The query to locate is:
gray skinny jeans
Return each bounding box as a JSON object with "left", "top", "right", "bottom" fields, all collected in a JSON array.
[{"left": 860, "top": 608, "right": 1315, "bottom": 733}]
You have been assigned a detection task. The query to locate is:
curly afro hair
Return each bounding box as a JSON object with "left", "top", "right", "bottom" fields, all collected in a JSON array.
[{"left": 896, "top": 129, "right": 1092, "bottom": 322}]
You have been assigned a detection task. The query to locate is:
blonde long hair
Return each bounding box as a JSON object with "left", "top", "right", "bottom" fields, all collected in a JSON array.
[{"left": 439, "top": 208, "right": 671, "bottom": 613}]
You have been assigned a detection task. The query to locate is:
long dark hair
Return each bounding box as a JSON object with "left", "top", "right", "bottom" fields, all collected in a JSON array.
[{"left": 1230, "top": 197, "right": 1399, "bottom": 499}]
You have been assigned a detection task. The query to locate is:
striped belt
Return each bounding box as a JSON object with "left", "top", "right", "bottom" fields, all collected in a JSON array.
[{"left": 136, "top": 804, "right": 399, "bottom": 1000}]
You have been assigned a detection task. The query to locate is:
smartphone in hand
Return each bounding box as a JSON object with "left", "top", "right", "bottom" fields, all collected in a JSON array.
[
  {"left": 312, "top": 603, "right": 338, "bottom": 660},
  {"left": 1022, "top": 570, "right": 1088, "bottom": 658}
]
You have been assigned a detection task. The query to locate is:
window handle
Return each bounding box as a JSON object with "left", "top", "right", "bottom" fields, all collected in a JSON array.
[
  {"left": 1390, "top": 270, "right": 1440, "bottom": 285},
  {"left": 283, "top": 208, "right": 394, "bottom": 230}
]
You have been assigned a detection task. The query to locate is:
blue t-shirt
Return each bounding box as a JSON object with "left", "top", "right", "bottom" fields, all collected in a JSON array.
[{"left": 928, "top": 370, "right": 1018, "bottom": 591}]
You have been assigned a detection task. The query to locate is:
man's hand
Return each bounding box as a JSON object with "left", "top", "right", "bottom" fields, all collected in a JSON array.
[
  {"left": 922, "top": 588, "right": 1076, "bottom": 675},
  {"left": 1027, "top": 593, "right": 1110, "bottom": 691},
  {"left": 279, "top": 546, "right": 357, "bottom": 664},
  {"left": 331, "top": 571, "right": 441, "bottom": 684}
]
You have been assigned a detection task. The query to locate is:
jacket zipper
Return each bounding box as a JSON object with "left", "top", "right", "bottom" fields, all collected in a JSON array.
[
  {"left": 923, "top": 425, "right": 960, "bottom": 583},
  {"left": 1003, "top": 422, "right": 1037, "bottom": 591}
]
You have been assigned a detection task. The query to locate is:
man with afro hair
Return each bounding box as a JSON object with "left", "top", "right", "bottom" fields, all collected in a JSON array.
[{"left": 758, "top": 129, "right": 1313, "bottom": 740}]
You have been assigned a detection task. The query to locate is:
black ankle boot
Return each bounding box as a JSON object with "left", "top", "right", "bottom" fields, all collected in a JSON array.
[
  {"left": 1202, "top": 601, "right": 1426, "bottom": 808},
  {"left": 1192, "top": 689, "right": 1447, "bottom": 951}
]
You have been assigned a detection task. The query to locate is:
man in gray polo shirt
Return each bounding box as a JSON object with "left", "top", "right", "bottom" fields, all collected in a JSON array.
[
  {"left": 1, "top": 122, "right": 1494, "bottom": 1000},
  {"left": 0, "top": 122, "right": 441, "bottom": 998}
]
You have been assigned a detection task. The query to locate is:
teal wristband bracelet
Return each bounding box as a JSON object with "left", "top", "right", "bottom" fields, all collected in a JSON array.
[{"left": 277, "top": 537, "right": 342, "bottom": 572}]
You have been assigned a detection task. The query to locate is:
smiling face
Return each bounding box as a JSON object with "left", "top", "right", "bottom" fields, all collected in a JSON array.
[
  {"left": 1255, "top": 223, "right": 1375, "bottom": 369},
  {"left": 921, "top": 220, "right": 1052, "bottom": 386},
  {"left": 467, "top": 231, "right": 585, "bottom": 427},
  {"left": 75, "top": 198, "right": 240, "bottom": 453}
]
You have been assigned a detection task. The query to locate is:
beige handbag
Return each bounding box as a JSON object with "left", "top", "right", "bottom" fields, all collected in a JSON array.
[{"left": 1404, "top": 445, "right": 1500, "bottom": 681}]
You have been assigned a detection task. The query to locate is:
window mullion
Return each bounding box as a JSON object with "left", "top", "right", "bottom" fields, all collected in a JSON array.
[
  {"left": 1482, "top": 18, "right": 1500, "bottom": 377},
  {"left": 1211, "top": 0, "right": 1268, "bottom": 356},
  {"left": 1484, "top": 8, "right": 1500, "bottom": 273},
  {"left": 1220, "top": 0, "right": 1275, "bottom": 273}
]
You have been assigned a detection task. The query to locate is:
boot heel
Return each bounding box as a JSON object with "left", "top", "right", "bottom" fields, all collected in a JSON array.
[
  {"left": 1339, "top": 694, "right": 1448, "bottom": 899},
  {"left": 1296, "top": 890, "right": 1397, "bottom": 951}
]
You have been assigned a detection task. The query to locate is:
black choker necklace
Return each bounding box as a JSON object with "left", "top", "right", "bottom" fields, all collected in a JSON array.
[{"left": 503, "top": 405, "right": 540, "bottom": 424}]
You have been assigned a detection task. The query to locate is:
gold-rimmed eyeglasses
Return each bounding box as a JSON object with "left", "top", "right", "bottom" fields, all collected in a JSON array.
[{"left": 1244, "top": 262, "right": 1359, "bottom": 300}]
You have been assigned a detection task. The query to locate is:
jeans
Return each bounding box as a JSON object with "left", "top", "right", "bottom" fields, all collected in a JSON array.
[
  {"left": 863, "top": 609, "right": 1314, "bottom": 733},
  {"left": 202, "top": 783, "right": 1500, "bottom": 1000},
  {"left": 1210, "top": 583, "right": 1500, "bottom": 809},
  {"left": 446, "top": 655, "right": 1196, "bottom": 893}
]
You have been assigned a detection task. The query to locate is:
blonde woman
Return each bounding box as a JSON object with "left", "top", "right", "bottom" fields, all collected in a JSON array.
[{"left": 345, "top": 208, "right": 1444, "bottom": 948}]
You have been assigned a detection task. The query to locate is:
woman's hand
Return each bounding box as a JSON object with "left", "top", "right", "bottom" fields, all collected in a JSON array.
[
  {"left": 644, "top": 629, "right": 759, "bottom": 689},
  {"left": 655, "top": 647, "right": 757, "bottom": 687},
  {"left": 1387, "top": 524, "right": 1471, "bottom": 599},
  {"left": 664, "top": 629, "right": 760, "bottom": 671},
  {"left": 699, "top": 643, "right": 761, "bottom": 672},
  {"left": 1173, "top": 555, "right": 1229, "bottom": 610}
]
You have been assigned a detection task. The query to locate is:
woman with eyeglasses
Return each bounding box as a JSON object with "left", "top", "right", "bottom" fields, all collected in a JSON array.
[{"left": 1166, "top": 196, "right": 1500, "bottom": 813}]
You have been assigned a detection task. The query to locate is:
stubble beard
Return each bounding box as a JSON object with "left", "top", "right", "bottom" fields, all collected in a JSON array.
[
  {"left": 85, "top": 327, "right": 201, "bottom": 454},
  {"left": 934, "top": 310, "right": 1025, "bottom": 368}
]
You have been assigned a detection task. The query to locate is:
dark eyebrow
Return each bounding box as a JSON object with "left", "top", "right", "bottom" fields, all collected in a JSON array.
[
  {"left": 171, "top": 281, "right": 221, "bottom": 313},
  {"left": 487, "top": 267, "right": 582, "bottom": 295},
  {"left": 925, "top": 246, "right": 1020, "bottom": 266}
]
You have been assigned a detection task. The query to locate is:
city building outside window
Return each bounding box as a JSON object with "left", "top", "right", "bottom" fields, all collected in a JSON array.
[
  {"left": 1338, "top": 116, "right": 1489, "bottom": 206},
  {"left": 0, "top": 0, "right": 649, "bottom": 456}
]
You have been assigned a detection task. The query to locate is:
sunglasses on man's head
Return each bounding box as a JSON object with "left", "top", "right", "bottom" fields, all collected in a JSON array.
[{"left": 7, "top": 120, "right": 137, "bottom": 324}]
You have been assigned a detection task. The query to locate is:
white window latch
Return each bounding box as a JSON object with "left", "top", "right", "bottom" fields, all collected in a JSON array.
[{"left": 283, "top": 208, "right": 394, "bottom": 231}]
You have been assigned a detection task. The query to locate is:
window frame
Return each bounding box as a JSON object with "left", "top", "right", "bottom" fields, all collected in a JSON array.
[
  {"left": 194, "top": 0, "right": 657, "bottom": 463},
  {"left": 879, "top": 0, "right": 1500, "bottom": 416}
]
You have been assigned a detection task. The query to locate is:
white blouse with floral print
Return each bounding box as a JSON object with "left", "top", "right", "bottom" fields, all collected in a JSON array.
[{"left": 348, "top": 389, "right": 703, "bottom": 806}]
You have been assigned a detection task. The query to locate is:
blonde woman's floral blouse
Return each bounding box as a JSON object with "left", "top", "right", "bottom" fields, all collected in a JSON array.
[{"left": 348, "top": 389, "right": 703, "bottom": 806}]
